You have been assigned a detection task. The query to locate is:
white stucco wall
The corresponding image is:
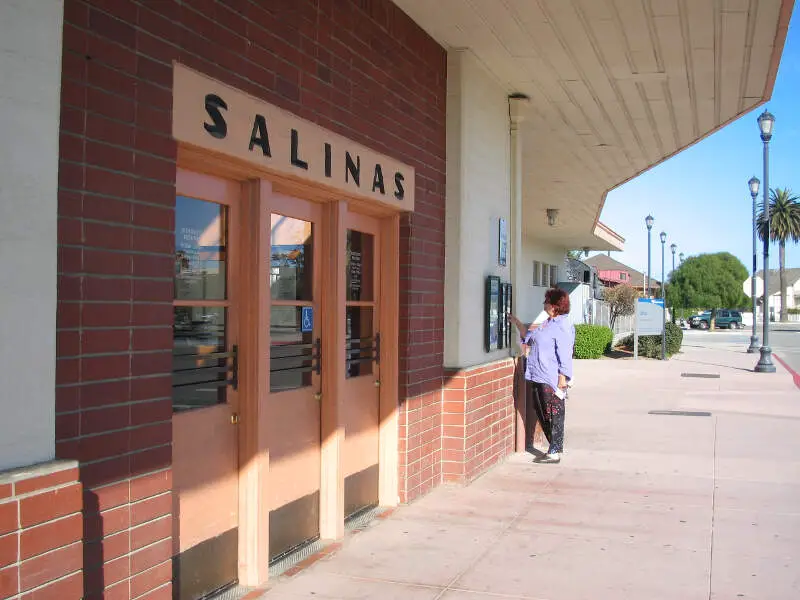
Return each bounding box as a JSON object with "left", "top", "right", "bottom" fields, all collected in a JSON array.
[
  {"left": 517, "top": 237, "right": 567, "bottom": 325},
  {"left": 0, "top": 0, "right": 63, "bottom": 471},
  {"left": 444, "top": 50, "right": 511, "bottom": 368}
]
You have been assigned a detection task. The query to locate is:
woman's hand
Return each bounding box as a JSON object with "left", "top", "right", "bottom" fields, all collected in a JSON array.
[
  {"left": 558, "top": 374, "right": 568, "bottom": 390},
  {"left": 509, "top": 313, "right": 529, "bottom": 337}
]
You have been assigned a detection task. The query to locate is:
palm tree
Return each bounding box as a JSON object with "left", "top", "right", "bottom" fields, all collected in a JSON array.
[{"left": 757, "top": 188, "right": 800, "bottom": 322}]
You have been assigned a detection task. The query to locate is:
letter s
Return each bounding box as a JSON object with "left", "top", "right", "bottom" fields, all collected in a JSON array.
[
  {"left": 393, "top": 172, "right": 405, "bottom": 200},
  {"left": 204, "top": 94, "right": 228, "bottom": 139}
]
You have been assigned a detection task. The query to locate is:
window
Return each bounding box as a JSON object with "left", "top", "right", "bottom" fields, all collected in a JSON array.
[
  {"left": 346, "top": 229, "right": 376, "bottom": 379},
  {"left": 270, "top": 214, "right": 316, "bottom": 393},
  {"left": 534, "top": 262, "right": 559, "bottom": 287},
  {"left": 620, "top": 272, "right": 627, "bottom": 281},
  {"left": 173, "top": 196, "right": 231, "bottom": 412}
]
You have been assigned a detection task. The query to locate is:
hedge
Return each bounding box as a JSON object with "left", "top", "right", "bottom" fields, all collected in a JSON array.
[
  {"left": 619, "top": 322, "right": 683, "bottom": 358},
  {"left": 573, "top": 324, "right": 613, "bottom": 359}
]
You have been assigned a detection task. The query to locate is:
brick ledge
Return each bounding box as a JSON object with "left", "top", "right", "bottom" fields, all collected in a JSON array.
[{"left": 0, "top": 460, "right": 79, "bottom": 501}]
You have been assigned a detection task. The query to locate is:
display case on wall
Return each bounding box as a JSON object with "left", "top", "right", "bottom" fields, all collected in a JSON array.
[
  {"left": 501, "top": 282, "right": 513, "bottom": 348},
  {"left": 485, "top": 276, "right": 512, "bottom": 352}
]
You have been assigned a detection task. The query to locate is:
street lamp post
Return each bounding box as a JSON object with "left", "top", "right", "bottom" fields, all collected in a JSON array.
[
  {"left": 679, "top": 252, "right": 684, "bottom": 264},
  {"left": 747, "top": 176, "right": 761, "bottom": 354},
  {"left": 755, "top": 110, "right": 776, "bottom": 373},
  {"left": 670, "top": 243, "right": 677, "bottom": 323},
  {"left": 646, "top": 215, "right": 654, "bottom": 297},
  {"left": 660, "top": 231, "right": 667, "bottom": 360}
]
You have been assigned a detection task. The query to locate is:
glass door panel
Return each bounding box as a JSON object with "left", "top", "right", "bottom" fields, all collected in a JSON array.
[
  {"left": 267, "top": 208, "right": 322, "bottom": 562},
  {"left": 342, "top": 221, "right": 381, "bottom": 519}
]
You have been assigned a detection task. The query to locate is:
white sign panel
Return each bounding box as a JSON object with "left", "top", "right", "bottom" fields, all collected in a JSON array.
[{"left": 637, "top": 298, "right": 664, "bottom": 335}]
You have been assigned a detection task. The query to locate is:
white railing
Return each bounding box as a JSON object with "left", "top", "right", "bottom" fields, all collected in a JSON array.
[
  {"left": 589, "top": 299, "right": 634, "bottom": 340},
  {"left": 563, "top": 284, "right": 634, "bottom": 339}
]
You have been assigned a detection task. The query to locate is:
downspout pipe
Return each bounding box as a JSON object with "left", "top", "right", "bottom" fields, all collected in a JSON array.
[
  {"left": 508, "top": 93, "right": 529, "bottom": 453},
  {"left": 508, "top": 93, "right": 529, "bottom": 345}
]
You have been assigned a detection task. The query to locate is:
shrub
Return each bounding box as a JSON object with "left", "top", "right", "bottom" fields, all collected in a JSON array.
[
  {"left": 619, "top": 322, "right": 683, "bottom": 358},
  {"left": 573, "top": 324, "right": 614, "bottom": 359},
  {"left": 665, "top": 322, "right": 683, "bottom": 354}
]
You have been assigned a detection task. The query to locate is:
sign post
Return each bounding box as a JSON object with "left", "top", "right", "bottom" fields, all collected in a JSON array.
[{"left": 634, "top": 298, "right": 664, "bottom": 360}]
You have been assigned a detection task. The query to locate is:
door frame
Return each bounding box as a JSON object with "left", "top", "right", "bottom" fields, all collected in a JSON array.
[{"left": 173, "top": 167, "right": 401, "bottom": 587}]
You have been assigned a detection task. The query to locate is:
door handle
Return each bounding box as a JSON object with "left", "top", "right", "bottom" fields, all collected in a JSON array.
[
  {"left": 374, "top": 380, "right": 381, "bottom": 388},
  {"left": 228, "top": 344, "right": 239, "bottom": 390},
  {"left": 312, "top": 338, "right": 322, "bottom": 375},
  {"left": 230, "top": 413, "right": 240, "bottom": 425}
]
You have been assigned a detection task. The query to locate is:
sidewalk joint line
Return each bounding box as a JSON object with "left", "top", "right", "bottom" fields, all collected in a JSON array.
[{"left": 708, "top": 416, "right": 718, "bottom": 600}]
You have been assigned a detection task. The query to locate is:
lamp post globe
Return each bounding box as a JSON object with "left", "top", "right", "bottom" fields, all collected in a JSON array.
[
  {"left": 747, "top": 176, "right": 761, "bottom": 354},
  {"left": 758, "top": 110, "right": 775, "bottom": 141},
  {"left": 645, "top": 215, "right": 654, "bottom": 298},
  {"left": 755, "top": 110, "right": 776, "bottom": 372}
]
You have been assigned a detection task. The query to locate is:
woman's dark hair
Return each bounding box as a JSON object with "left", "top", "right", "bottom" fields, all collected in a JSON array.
[{"left": 545, "top": 287, "right": 570, "bottom": 316}]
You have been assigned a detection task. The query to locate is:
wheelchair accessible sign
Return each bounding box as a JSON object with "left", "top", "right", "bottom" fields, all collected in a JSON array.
[{"left": 301, "top": 306, "right": 314, "bottom": 333}]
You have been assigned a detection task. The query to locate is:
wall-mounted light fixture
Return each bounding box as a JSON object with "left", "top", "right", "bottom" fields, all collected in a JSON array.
[{"left": 546, "top": 209, "right": 559, "bottom": 227}]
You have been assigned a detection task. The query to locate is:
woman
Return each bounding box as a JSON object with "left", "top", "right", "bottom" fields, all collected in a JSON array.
[{"left": 509, "top": 287, "right": 575, "bottom": 464}]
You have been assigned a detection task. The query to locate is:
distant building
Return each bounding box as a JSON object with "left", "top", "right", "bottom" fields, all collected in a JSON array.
[
  {"left": 744, "top": 268, "right": 800, "bottom": 320},
  {"left": 564, "top": 257, "right": 603, "bottom": 299},
  {"left": 585, "top": 254, "right": 660, "bottom": 296}
]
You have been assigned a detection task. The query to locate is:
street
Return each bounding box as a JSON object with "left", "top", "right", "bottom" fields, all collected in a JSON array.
[{"left": 682, "top": 325, "right": 800, "bottom": 375}]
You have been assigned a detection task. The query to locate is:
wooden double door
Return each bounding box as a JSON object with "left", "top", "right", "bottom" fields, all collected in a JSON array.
[
  {"left": 267, "top": 194, "right": 383, "bottom": 560},
  {"left": 171, "top": 171, "right": 387, "bottom": 598}
]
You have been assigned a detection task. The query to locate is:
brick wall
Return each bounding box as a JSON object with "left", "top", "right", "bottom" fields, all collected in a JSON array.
[
  {"left": 0, "top": 463, "right": 83, "bottom": 600},
  {"left": 442, "top": 360, "right": 515, "bottom": 483},
  {"left": 57, "top": 0, "right": 446, "bottom": 595}
]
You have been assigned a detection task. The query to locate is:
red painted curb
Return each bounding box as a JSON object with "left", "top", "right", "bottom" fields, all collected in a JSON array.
[{"left": 772, "top": 353, "right": 800, "bottom": 389}]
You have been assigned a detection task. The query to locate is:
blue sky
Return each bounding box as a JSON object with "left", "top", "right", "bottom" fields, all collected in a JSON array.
[{"left": 598, "top": 8, "right": 799, "bottom": 279}]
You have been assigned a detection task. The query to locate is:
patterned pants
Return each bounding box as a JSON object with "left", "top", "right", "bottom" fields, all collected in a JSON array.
[{"left": 527, "top": 381, "right": 566, "bottom": 454}]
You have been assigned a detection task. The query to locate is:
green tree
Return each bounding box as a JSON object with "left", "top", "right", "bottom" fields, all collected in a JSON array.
[
  {"left": 666, "top": 252, "right": 749, "bottom": 328},
  {"left": 566, "top": 249, "right": 585, "bottom": 260},
  {"left": 757, "top": 188, "right": 800, "bottom": 322}
]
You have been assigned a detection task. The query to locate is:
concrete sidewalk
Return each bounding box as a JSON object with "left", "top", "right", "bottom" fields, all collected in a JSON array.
[{"left": 257, "top": 340, "right": 800, "bottom": 599}]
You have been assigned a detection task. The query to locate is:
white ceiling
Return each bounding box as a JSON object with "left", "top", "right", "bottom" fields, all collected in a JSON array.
[{"left": 393, "top": 0, "right": 793, "bottom": 249}]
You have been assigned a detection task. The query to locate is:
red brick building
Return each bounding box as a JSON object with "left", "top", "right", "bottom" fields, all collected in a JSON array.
[{"left": 0, "top": 1, "right": 791, "bottom": 598}]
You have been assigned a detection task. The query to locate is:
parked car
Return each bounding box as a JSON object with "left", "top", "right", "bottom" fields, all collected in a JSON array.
[{"left": 688, "top": 310, "right": 743, "bottom": 330}]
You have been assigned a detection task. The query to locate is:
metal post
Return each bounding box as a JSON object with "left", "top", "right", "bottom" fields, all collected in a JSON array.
[
  {"left": 755, "top": 120, "right": 775, "bottom": 372},
  {"left": 671, "top": 248, "right": 676, "bottom": 324},
  {"left": 647, "top": 228, "right": 652, "bottom": 298},
  {"left": 661, "top": 238, "right": 666, "bottom": 360},
  {"left": 748, "top": 182, "right": 760, "bottom": 353}
]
